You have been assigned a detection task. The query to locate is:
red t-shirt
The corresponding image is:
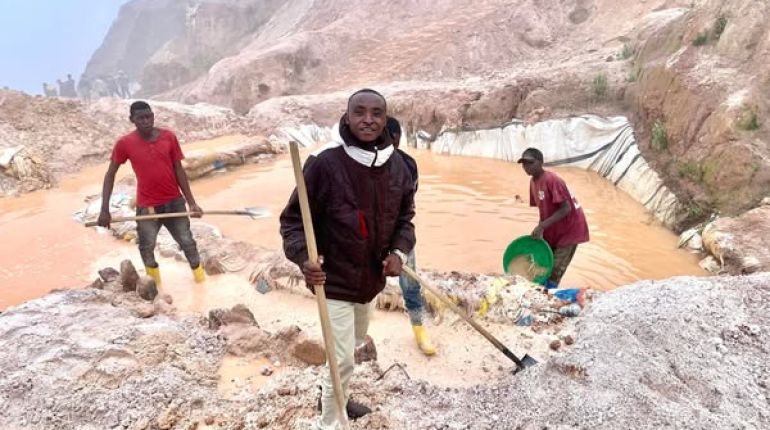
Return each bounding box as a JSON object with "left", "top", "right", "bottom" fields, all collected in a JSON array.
[
  {"left": 529, "top": 170, "right": 589, "bottom": 247},
  {"left": 111, "top": 129, "right": 184, "bottom": 207}
]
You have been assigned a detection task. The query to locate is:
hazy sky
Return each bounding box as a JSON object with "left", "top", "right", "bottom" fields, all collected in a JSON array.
[{"left": 0, "top": 0, "right": 127, "bottom": 94}]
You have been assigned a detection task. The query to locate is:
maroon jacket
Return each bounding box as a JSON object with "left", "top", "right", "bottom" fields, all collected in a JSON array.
[{"left": 280, "top": 130, "right": 416, "bottom": 304}]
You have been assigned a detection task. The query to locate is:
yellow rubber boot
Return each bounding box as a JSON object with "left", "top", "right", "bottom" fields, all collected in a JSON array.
[
  {"left": 145, "top": 266, "right": 161, "bottom": 287},
  {"left": 412, "top": 325, "right": 437, "bottom": 356},
  {"left": 192, "top": 264, "right": 206, "bottom": 283}
]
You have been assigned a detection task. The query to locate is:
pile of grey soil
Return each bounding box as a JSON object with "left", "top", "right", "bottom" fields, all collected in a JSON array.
[{"left": 390, "top": 273, "right": 770, "bottom": 429}]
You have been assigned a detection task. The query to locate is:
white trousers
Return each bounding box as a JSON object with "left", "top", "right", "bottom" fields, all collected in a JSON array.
[{"left": 316, "top": 298, "right": 372, "bottom": 430}]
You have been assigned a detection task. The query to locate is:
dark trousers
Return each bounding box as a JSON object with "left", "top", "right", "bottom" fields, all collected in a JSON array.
[
  {"left": 549, "top": 244, "right": 578, "bottom": 285},
  {"left": 136, "top": 197, "right": 200, "bottom": 269}
]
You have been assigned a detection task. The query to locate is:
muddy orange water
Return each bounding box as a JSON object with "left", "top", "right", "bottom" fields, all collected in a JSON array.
[{"left": 0, "top": 135, "right": 704, "bottom": 310}]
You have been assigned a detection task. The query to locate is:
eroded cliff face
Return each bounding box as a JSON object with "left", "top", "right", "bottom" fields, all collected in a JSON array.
[
  {"left": 83, "top": 0, "right": 188, "bottom": 80},
  {"left": 139, "top": 0, "right": 286, "bottom": 96},
  {"left": 630, "top": 0, "right": 770, "bottom": 220}
]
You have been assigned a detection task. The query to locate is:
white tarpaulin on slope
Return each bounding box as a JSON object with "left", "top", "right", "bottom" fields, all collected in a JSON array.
[
  {"left": 417, "top": 115, "right": 681, "bottom": 226},
  {"left": 278, "top": 115, "right": 680, "bottom": 226}
]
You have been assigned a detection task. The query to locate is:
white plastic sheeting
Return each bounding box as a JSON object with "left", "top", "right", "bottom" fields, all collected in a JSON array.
[
  {"left": 278, "top": 115, "right": 680, "bottom": 226},
  {"left": 418, "top": 115, "right": 681, "bottom": 226},
  {"left": 278, "top": 124, "right": 337, "bottom": 148}
]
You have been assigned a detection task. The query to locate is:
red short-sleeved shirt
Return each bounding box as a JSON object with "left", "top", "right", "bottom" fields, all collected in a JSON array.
[
  {"left": 111, "top": 129, "right": 184, "bottom": 207},
  {"left": 529, "top": 170, "right": 590, "bottom": 247}
]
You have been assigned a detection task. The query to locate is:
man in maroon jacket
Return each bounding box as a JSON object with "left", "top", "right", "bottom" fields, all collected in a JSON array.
[{"left": 280, "top": 89, "right": 416, "bottom": 428}]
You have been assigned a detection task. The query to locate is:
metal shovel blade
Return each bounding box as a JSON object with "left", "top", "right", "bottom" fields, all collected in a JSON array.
[
  {"left": 238, "top": 207, "right": 272, "bottom": 219},
  {"left": 520, "top": 354, "right": 538, "bottom": 368},
  {"left": 512, "top": 354, "right": 539, "bottom": 374}
]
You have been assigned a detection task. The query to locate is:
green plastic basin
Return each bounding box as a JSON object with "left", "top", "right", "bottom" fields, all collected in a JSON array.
[{"left": 502, "top": 236, "right": 554, "bottom": 285}]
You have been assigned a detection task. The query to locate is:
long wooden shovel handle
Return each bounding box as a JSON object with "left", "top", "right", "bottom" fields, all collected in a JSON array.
[
  {"left": 84, "top": 212, "right": 197, "bottom": 227},
  {"left": 402, "top": 265, "right": 528, "bottom": 369},
  {"left": 83, "top": 209, "right": 266, "bottom": 227},
  {"left": 289, "top": 142, "right": 349, "bottom": 428}
]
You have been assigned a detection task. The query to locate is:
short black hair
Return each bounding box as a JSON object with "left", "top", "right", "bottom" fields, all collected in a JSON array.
[
  {"left": 386, "top": 117, "right": 401, "bottom": 138},
  {"left": 347, "top": 88, "right": 386, "bottom": 109},
  {"left": 519, "top": 147, "right": 544, "bottom": 163},
  {"left": 129, "top": 101, "right": 152, "bottom": 117}
]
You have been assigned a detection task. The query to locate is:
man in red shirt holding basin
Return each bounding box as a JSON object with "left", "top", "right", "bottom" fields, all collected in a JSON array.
[{"left": 518, "top": 147, "right": 589, "bottom": 290}]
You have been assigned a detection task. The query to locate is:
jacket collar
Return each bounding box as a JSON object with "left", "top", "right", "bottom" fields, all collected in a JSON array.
[{"left": 336, "top": 119, "right": 394, "bottom": 168}]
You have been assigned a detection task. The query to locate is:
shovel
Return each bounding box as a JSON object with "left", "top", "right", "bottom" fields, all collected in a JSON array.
[
  {"left": 83, "top": 207, "right": 271, "bottom": 227},
  {"left": 402, "top": 265, "right": 538, "bottom": 372},
  {"left": 289, "top": 142, "right": 349, "bottom": 428}
]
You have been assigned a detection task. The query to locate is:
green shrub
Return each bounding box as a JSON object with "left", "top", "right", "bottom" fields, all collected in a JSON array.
[
  {"left": 620, "top": 44, "right": 634, "bottom": 60},
  {"left": 713, "top": 15, "right": 727, "bottom": 40},
  {"left": 693, "top": 15, "right": 727, "bottom": 46},
  {"left": 701, "top": 159, "right": 720, "bottom": 183},
  {"left": 687, "top": 202, "right": 707, "bottom": 220},
  {"left": 593, "top": 73, "right": 608, "bottom": 98},
  {"left": 651, "top": 121, "right": 668, "bottom": 151},
  {"left": 737, "top": 109, "right": 760, "bottom": 131},
  {"left": 678, "top": 161, "right": 704, "bottom": 183},
  {"left": 693, "top": 31, "right": 709, "bottom": 46},
  {"left": 626, "top": 67, "right": 640, "bottom": 83}
]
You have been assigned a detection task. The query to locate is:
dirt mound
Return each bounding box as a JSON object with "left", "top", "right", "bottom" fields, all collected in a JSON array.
[
  {"left": 0, "top": 288, "right": 224, "bottom": 429},
  {"left": 0, "top": 281, "right": 342, "bottom": 429},
  {"left": 389, "top": 273, "right": 770, "bottom": 429}
]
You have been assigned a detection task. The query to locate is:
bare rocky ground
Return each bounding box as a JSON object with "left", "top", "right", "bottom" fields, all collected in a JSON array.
[
  {"left": 0, "top": 269, "right": 767, "bottom": 429},
  {"left": 392, "top": 273, "right": 770, "bottom": 429}
]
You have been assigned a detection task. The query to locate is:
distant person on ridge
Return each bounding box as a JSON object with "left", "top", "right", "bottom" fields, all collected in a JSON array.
[
  {"left": 519, "top": 147, "right": 589, "bottom": 289},
  {"left": 63, "top": 74, "right": 77, "bottom": 97},
  {"left": 42, "top": 82, "right": 57, "bottom": 97},
  {"left": 386, "top": 117, "right": 437, "bottom": 356},
  {"left": 97, "top": 101, "right": 206, "bottom": 286}
]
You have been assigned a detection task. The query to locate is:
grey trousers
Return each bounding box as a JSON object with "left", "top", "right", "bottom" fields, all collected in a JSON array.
[{"left": 136, "top": 197, "right": 200, "bottom": 269}]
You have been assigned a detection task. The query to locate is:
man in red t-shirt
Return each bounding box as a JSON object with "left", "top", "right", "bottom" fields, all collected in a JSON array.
[
  {"left": 518, "top": 147, "right": 589, "bottom": 289},
  {"left": 97, "top": 101, "right": 205, "bottom": 285}
]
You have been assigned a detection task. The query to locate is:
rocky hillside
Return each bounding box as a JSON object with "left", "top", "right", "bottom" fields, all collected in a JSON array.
[
  {"left": 630, "top": 0, "right": 770, "bottom": 222},
  {"left": 84, "top": 0, "right": 188, "bottom": 80},
  {"left": 84, "top": 0, "right": 769, "bottom": 223}
]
